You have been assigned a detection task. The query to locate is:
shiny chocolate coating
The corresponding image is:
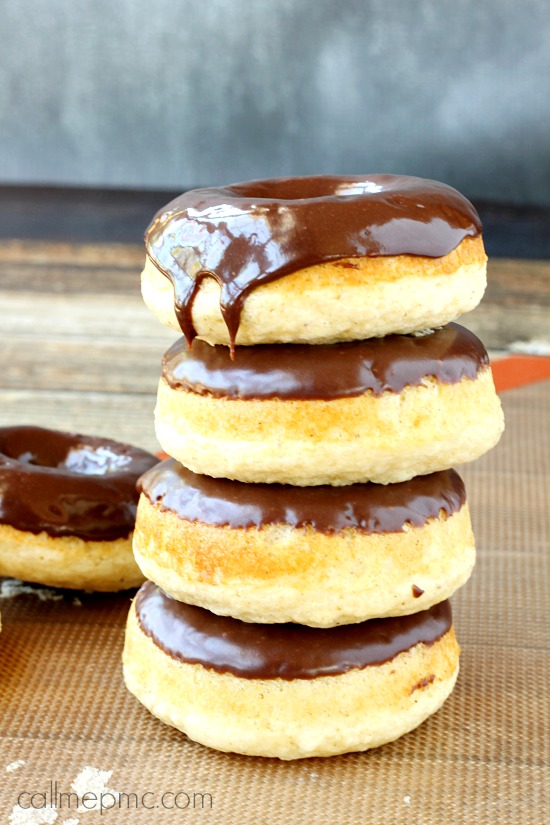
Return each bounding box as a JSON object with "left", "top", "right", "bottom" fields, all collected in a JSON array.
[
  {"left": 0, "top": 426, "right": 159, "bottom": 540},
  {"left": 135, "top": 581, "right": 453, "bottom": 679},
  {"left": 145, "top": 175, "right": 482, "bottom": 347},
  {"left": 161, "top": 323, "right": 489, "bottom": 400},
  {"left": 139, "top": 459, "right": 466, "bottom": 534}
]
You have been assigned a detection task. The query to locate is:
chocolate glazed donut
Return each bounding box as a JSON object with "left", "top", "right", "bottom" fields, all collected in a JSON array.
[
  {"left": 154, "top": 323, "right": 504, "bottom": 486},
  {"left": 145, "top": 175, "right": 483, "bottom": 349},
  {"left": 133, "top": 461, "right": 475, "bottom": 626},
  {"left": 0, "top": 426, "right": 158, "bottom": 591},
  {"left": 123, "top": 584, "right": 460, "bottom": 758},
  {"left": 0, "top": 426, "right": 158, "bottom": 540}
]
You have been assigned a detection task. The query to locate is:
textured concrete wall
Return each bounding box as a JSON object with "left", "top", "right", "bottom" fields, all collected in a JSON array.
[{"left": 2, "top": 0, "right": 550, "bottom": 204}]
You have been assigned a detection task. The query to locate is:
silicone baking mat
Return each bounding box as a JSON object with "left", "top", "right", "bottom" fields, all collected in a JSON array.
[{"left": 0, "top": 378, "right": 548, "bottom": 825}]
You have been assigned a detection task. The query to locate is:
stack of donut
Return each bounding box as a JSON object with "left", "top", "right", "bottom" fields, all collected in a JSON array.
[{"left": 123, "top": 175, "right": 504, "bottom": 759}]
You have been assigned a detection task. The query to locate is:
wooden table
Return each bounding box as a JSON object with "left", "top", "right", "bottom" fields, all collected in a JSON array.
[
  {"left": 0, "top": 239, "right": 548, "bottom": 824},
  {"left": 0, "top": 240, "right": 177, "bottom": 453}
]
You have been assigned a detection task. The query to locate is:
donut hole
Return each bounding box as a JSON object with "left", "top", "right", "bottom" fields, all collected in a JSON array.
[
  {"left": 0, "top": 426, "right": 132, "bottom": 475},
  {"left": 230, "top": 176, "right": 385, "bottom": 202},
  {"left": 0, "top": 426, "right": 71, "bottom": 468},
  {"left": 64, "top": 446, "right": 132, "bottom": 476},
  {"left": 15, "top": 450, "right": 43, "bottom": 466}
]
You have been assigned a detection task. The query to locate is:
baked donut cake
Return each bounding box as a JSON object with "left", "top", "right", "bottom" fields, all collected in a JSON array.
[
  {"left": 123, "top": 583, "right": 460, "bottom": 759},
  {"left": 134, "top": 460, "right": 474, "bottom": 626},
  {"left": 142, "top": 175, "right": 486, "bottom": 350},
  {"left": 0, "top": 426, "right": 158, "bottom": 591},
  {"left": 123, "top": 172, "right": 503, "bottom": 759},
  {"left": 155, "top": 324, "right": 504, "bottom": 485}
]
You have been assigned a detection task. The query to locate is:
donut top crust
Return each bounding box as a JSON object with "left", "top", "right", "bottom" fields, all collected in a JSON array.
[
  {"left": 162, "top": 323, "right": 489, "bottom": 400},
  {"left": 135, "top": 582, "right": 453, "bottom": 679},
  {"left": 0, "top": 426, "right": 158, "bottom": 540},
  {"left": 139, "top": 459, "right": 466, "bottom": 534},
  {"left": 145, "top": 174, "right": 482, "bottom": 348}
]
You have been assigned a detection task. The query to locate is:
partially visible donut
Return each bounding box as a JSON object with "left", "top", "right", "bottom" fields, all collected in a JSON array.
[
  {"left": 123, "top": 583, "right": 460, "bottom": 759},
  {"left": 0, "top": 426, "right": 158, "bottom": 591},
  {"left": 155, "top": 324, "right": 504, "bottom": 485},
  {"left": 143, "top": 175, "right": 486, "bottom": 349},
  {"left": 134, "top": 460, "right": 475, "bottom": 626}
]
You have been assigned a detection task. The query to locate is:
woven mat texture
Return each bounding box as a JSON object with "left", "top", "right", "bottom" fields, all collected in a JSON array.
[{"left": 0, "top": 381, "right": 548, "bottom": 824}]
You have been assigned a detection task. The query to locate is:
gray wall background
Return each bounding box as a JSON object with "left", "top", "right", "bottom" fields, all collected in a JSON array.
[{"left": 2, "top": 0, "right": 550, "bottom": 205}]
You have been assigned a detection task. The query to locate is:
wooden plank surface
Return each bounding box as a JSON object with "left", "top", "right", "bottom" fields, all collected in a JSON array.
[
  {"left": 0, "top": 240, "right": 177, "bottom": 451},
  {"left": 463, "top": 257, "right": 550, "bottom": 350}
]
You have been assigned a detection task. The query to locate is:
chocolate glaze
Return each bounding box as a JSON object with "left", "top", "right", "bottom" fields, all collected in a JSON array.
[
  {"left": 0, "top": 426, "right": 158, "bottom": 540},
  {"left": 162, "top": 323, "right": 489, "bottom": 400},
  {"left": 139, "top": 459, "right": 466, "bottom": 534},
  {"left": 145, "top": 175, "right": 482, "bottom": 348},
  {"left": 135, "top": 582, "right": 453, "bottom": 679}
]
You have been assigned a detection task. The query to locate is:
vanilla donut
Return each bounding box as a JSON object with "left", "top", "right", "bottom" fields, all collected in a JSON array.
[
  {"left": 0, "top": 426, "right": 158, "bottom": 591},
  {"left": 155, "top": 324, "right": 504, "bottom": 485},
  {"left": 143, "top": 175, "right": 486, "bottom": 349},
  {"left": 134, "top": 460, "right": 474, "bottom": 626},
  {"left": 124, "top": 583, "right": 459, "bottom": 759}
]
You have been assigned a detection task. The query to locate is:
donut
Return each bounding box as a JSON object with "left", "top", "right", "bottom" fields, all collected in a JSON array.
[
  {"left": 0, "top": 426, "right": 158, "bottom": 591},
  {"left": 134, "top": 460, "right": 474, "bottom": 626},
  {"left": 142, "top": 175, "right": 486, "bottom": 350},
  {"left": 155, "top": 324, "right": 504, "bottom": 485},
  {"left": 123, "top": 583, "right": 460, "bottom": 759}
]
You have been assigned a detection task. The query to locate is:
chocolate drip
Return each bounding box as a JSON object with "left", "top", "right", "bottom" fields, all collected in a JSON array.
[
  {"left": 145, "top": 175, "right": 482, "bottom": 347},
  {"left": 135, "top": 582, "right": 453, "bottom": 679},
  {"left": 0, "top": 426, "right": 158, "bottom": 540},
  {"left": 139, "top": 460, "right": 466, "bottom": 534},
  {"left": 161, "top": 323, "right": 489, "bottom": 401}
]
